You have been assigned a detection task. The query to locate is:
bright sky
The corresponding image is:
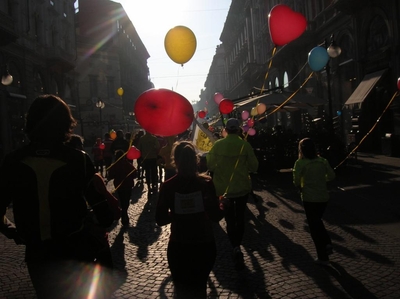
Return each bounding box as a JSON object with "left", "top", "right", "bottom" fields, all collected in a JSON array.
[{"left": 114, "top": 0, "right": 231, "bottom": 104}]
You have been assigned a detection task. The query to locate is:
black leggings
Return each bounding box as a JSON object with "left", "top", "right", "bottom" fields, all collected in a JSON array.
[
  {"left": 167, "top": 241, "right": 216, "bottom": 299},
  {"left": 224, "top": 195, "right": 248, "bottom": 248}
]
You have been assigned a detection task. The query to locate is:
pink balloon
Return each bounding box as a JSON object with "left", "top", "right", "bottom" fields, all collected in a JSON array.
[
  {"left": 397, "top": 77, "right": 400, "bottom": 91},
  {"left": 214, "top": 92, "right": 224, "bottom": 104},
  {"left": 248, "top": 128, "right": 256, "bottom": 136},
  {"left": 241, "top": 110, "right": 249, "bottom": 120},
  {"left": 247, "top": 119, "right": 255, "bottom": 127},
  {"left": 268, "top": 5, "right": 307, "bottom": 46}
]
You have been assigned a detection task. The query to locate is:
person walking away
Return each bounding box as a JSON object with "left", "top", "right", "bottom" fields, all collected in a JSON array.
[
  {"left": 138, "top": 131, "right": 160, "bottom": 192},
  {"left": 110, "top": 129, "right": 129, "bottom": 155},
  {"left": 0, "top": 94, "right": 117, "bottom": 298},
  {"left": 66, "top": 133, "right": 121, "bottom": 267},
  {"left": 158, "top": 135, "right": 177, "bottom": 181},
  {"left": 133, "top": 130, "right": 145, "bottom": 182},
  {"left": 156, "top": 141, "right": 224, "bottom": 298},
  {"left": 103, "top": 132, "right": 113, "bottom": 177},
  {"left": 92, "top": 137, "right": 104, "bottom": 176},
  {"left": 108, "top": 149, "right": 136, "bottom": 226},
  {"left": 206, "top": 118, "right": 259, "bottom": 270},
  {"left": 293, "top": 138, "right": 336, "bottom": 266}
]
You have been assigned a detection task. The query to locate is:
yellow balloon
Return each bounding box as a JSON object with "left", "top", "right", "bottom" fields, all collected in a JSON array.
[
  {"left": 251, "top": 107, "right": 258, "bottom": 116},
  {"left": 257, "top": 103, "right": 267, "bottom": 114},
  {"left": 164, "top": 25, "right": 197, "bottom": 65},
  {"left": 117, "top": 87, "right": 124, "bottom": 97}
]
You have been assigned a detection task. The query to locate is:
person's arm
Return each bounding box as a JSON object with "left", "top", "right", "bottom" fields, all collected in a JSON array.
[
  {"left": 155, "top": 185, "right": 172, "bottom": 226},
  {"left": 325, "top": 159, "right": 336, "bottom": 181},
  {"left": 203, "top": 180, "right": 224, "bottom": 222},
  {"left": 0, "top": 157, "right": 23, "bottom": 243},
  {"left": 206, "top": 147, "right": 216, "bottom": 172},
  {"left": 293, "top": 159, "right": 302, "bottom": 188},
  {"left": 83, "top": 153, "right": 115, "bottom": 227}
]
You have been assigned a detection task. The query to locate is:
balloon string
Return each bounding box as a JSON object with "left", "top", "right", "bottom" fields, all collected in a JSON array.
[
  {"left": 175, "top": 65, "right": 180, "bottom": 91},
  {"left": 243, "top": 46, "right": 277, "bottom": 141},
  {"left": 334, "top": 91, "right": 399, "bottom": 170},
  {"left": 259, "top": 46, "right": 277, "bottom": 95},
  {"left": 260, "top": 72, "right": 314, "bottom": 118}
]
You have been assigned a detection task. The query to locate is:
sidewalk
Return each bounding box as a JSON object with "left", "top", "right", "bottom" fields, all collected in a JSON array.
[{"left": 0, "top": 153, "right": 399, "bottom": 298}]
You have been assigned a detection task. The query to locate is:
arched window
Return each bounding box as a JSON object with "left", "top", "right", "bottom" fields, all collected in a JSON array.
[
  {"left": 34, "top": 71, "right": 44, "bottom": 93},
  {"left": 367, "top": 15, "right": 389, "bottom": 53}
]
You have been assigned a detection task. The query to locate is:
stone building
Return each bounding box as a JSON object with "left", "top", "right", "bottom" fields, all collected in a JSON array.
[
  {"left": 0, "top": 0, "right": 152, "bottom": 157},
  {"left": 73, "top": 0, "right": 152, "bottom": 145},
  {"left": 201, "top": 0, "right": 400, "bottom": 156},
  {"left": 0, "top": 0, "right": 77, "bottom": 157}
]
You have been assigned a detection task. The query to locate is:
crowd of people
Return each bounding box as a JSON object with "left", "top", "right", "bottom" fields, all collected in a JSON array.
[{"left": 0, "top": 94, "right": 336, "bottom": 299}]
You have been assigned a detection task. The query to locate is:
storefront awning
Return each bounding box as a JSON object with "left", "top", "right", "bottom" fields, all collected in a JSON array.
[{"left": 344, "top": 69, "right": 387, "bottom": 108}]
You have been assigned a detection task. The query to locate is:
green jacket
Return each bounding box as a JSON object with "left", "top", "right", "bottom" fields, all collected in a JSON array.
[
  {"left": 206, "top": 134, "right": 259, "bottom": 197},
  {"left": 293, "top": 156, "right": 336, "bottom": 202}
]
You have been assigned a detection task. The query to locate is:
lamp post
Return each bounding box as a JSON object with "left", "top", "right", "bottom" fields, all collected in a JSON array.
[
  {"left": 117, "top": 87, "right": 125, "bottom": 131},
  {"left": 96, "top": 98, "right": 105, "bottom": 137},
  {"left": 325, "top": 34, "right": 341, "bottom": 136}
]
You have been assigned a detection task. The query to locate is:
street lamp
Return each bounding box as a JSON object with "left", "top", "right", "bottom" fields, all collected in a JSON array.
[
  {"left": 1, "top": 64, "right": 13, "bottom": 86},
  {"left": 325, "top": 34, "right": 341, "bottom": 136},
  {"left": 117, "top": 87, "right": 126, "bottom": 131},
  {"left": 96, "top": 98, "right": 105, "bottom": 137}
]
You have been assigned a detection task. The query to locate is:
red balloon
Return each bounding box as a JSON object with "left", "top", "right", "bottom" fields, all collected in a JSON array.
[
  {"left": 268, "top": 5, "right": 307, "bottom": 46},
  {"left": 127, "top": 146, "right": 141, "bottom": 160},
  {"left": 219, "top": 99, "right": 234, "bottom": 114},
  {"left": 99, "top": 143, "right": 105, "bottom": 150},
  {"left": 198, "top": 110, "right": 206, "bottom": 118},
  {"left": 134, "top": 88, "right": 194, "bottom": 136},
  {"left": 397, "top": 77, "right": 400, "bottom": 90}
]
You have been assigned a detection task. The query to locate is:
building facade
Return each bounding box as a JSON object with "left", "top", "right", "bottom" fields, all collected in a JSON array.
[
  {"left": 0, "top": 0, "right": 152, "bottom": 158},
  {"left": 201, "top": 0, "right": 400, "bottom": 156},
  {"left": 76, "top": 0, "right": 152, "bottom": 145},
  {"left": 0, "top": 0, "right": 77, "bottom": 158}
]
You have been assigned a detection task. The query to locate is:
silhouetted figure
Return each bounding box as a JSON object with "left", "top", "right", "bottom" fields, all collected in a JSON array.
[
  {"left": 0, "top": 94, "right": 117, "bottom": 298},
  {"left": 293, "top": 138, "right": 336, "bottom": 266},
  {"left": 156, "top": 141, "right": 224, "bottom": 298}
]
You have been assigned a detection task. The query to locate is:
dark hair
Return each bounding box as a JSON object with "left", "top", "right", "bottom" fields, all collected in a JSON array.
[
  {"left": 115, "top": 149, "right": 125, "bottom": 160},
  {"left": 172, "top": 141, "right": 200, "bottom": 177},
  {"left": 25, "top": 94, "right": 76, "bottom": 143},
  {"left": 299, "top": 138, "right": 317, "bottom": 159},
  {"left": 65, "top": 134, "right": 84, "bottom": 150}
]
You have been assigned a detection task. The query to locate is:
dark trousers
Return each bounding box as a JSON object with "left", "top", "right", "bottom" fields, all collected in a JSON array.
[
  {"left": 303, "top": 201, "right": 332, "bottom": 261},
  {"left": 116, "top": 188, "right": 132, "bottom": 217},
  {"left": 167, "top": 241, "right": 216, "bottom": 299},
  {"left": 142, "top": 158, "right": 158, "bottom": 187},
  {"left": 225, "top": 195, "right": 248, "bottom": 248}
]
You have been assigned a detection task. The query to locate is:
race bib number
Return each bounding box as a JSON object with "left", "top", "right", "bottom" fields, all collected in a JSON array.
[{"left": 174, "top": 191, "right": 204, "bottom": 214}]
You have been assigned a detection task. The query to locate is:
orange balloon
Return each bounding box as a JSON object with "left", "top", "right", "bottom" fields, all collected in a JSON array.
[{"left": 110, "top": 131, "right": 117, "bottom": 140}]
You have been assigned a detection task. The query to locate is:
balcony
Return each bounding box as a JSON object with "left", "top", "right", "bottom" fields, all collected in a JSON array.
[
  {"left": 46, "top": 47, "right": 75, "bottom": 72},
  {"left": 0, "top": 11, "right": 18, "bottom": 46}
]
